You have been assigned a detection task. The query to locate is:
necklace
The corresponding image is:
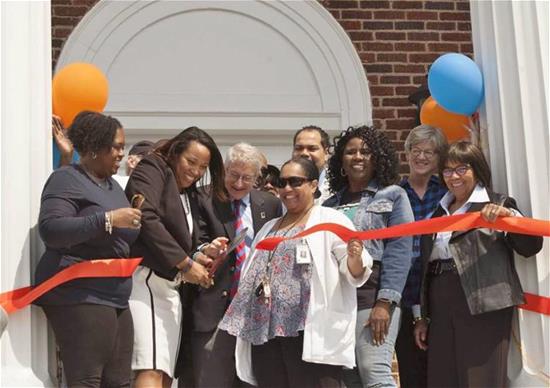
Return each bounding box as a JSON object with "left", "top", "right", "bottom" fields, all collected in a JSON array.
[
  {"left": 256, "top": 205, "right": 314, "bottom": 304},
  {"left": 79, "top": 164, "right": 109, "bottom": 189},
  {"left": 277, "top": 204, "right": 314, "bottom": 231}
]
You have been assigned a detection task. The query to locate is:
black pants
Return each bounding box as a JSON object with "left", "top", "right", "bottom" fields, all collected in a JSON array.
[
  {"left": 251, "top": 333, "right": 343, "bottom": 388},
  {"left": 43, "top": 304, "right": 134, "bottom": 388},
  {"left": 427, "top": 272, "right": 513, "bottom": 388},
  {"left": 395, "top": 307, "right": 427, "bottom": 388},
  {"left": 192, "top": 328, "right": 254, "bottom": 388}
]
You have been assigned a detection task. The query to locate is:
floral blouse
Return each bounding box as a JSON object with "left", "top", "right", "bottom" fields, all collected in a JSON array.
[{"left": 219, "top": 225, "right": 311, "bottom": 345}]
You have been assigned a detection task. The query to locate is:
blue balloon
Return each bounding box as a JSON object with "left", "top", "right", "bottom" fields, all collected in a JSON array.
[{"left": 428, "top": 53, "right": 484, "bottom": 115}]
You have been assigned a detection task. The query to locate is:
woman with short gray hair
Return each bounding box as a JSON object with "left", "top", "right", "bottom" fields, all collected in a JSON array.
[
  {"left": 404, "top": 124, "right": 448, "bottom": 155},
  {"left": 396, "top": 124, "right": 448, "bottom": 388}
]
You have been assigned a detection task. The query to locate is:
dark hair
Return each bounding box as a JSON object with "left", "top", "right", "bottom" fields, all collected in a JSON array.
[
  {"left": 67, "top": 111, "right": 122, "bottom": 155},
  {"left": 155, "top": 127, "right": 226, "bottom": 201},
  {"left": 293, "top": 125, "right": 331, "bottom": 150},
  {"left": 327, "top": 125, "right": 399, "bottom": 193},
  {"left": 439, "top": 141, "right": 492, "bottom": 189},
  {"left": 280, "top": 157, "right": 321, "bottom": 198},
  {"left": 129, "top": 140, "right": 154, "bottom": 156},
  {"left": 257, "top": 164, "right": 280, "bottom": 187}
]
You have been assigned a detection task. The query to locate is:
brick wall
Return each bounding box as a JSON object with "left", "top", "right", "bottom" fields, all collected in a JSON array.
[
  {"left": 51, "top": 0, "right": 473, "bottom": 171},
  {"left": 320, "top": 0, "right": 472, "bottom": 168}
]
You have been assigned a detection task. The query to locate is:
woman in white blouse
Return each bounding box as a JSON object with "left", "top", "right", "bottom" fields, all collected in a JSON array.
[{"left": 219, "top": 157, "right": 373, "bottom": 388}]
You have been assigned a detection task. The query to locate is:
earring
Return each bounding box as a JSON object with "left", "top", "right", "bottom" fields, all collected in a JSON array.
[
  {"left": 340, "top": 167, "right": 347, "bottom": 177},
  {"left": 91, "top": 152, "right": 97, "bottom": 160}
]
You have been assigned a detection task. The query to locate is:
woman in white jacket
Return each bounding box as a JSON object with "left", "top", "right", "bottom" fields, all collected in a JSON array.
[{"left": 219, "top": 158, "right": 372, "bottom": 387}]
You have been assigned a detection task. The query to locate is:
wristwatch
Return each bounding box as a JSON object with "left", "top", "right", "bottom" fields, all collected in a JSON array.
[{"left": 413, "top": 317, "right": 430, "bottom": 325}]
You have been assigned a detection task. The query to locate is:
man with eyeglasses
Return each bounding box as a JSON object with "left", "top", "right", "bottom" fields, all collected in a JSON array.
[
  {"left": 396, "top": 125, "right": 448, "bottom": 388},
  {"left": 292, "top": 125, "right": 331, "bottom": 203},
  {"left": 192, "top": 142, "right": 282, "bottom": 388}
]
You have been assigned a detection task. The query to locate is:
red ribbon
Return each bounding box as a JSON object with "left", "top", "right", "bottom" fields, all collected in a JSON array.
[
  {"left": 519, "top": 293, "right": 550, "bottom": 316},
  {"left": 0, "top": 258, "right": 142, "bottom": 314},
  {"left": 255, "top": 212, "right": 550, "bottom": 315},
  {"left": 256, "top": 211, "right": 550, "bottom": 250}
]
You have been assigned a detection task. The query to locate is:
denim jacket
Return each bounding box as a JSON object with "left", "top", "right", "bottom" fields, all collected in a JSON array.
[{"left": 324, "top": 180, "right": 414, "bottom": 304}]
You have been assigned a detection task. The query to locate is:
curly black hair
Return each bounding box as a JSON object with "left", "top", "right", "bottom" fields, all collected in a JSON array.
[
  {"left": 67, "top": 111, "right": 122, "bottom": 155},
  {"left": 327, "top": 125, "right": 399, "bottom": 193}
]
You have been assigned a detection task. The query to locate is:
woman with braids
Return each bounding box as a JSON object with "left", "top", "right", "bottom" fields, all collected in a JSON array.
[
  {"left": 324, "top": 125, "right": 414, "bottom": 388},
  {"left": 125, "top": 127, "right": 228, "bottom": 388},
  {"left": 35, "top": 111, "right": 142, "bottom": 387}
]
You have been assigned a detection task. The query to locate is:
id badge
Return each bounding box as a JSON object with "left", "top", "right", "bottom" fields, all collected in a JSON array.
[{"left": 296, "top": 240, "right": 311, "bottom": 264}]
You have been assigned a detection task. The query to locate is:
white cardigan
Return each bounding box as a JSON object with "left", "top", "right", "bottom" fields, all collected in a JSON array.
[{"left": 232, "top": 205, "right": 373, "bottom": 385}]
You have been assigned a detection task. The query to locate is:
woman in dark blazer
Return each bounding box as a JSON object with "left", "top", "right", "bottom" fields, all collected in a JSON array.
[
  {"left": 414, "top": 141, "right": 543, "bottom": 387},
  {"left": 125, "top": 127, "right": 227, "bottom": 388}
]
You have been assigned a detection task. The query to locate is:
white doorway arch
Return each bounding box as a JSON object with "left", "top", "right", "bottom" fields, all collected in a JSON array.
[{"left": 57, "top": 0, "right": 372, "bottom": 166}]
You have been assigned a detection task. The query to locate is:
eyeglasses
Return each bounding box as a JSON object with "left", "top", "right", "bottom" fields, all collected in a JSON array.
[
  {"left": 227, "top": 170, "right": 255, "bottom": 184},
  {"left": 442, "top": 165, "right": 471, "bottom": 178},
  {"left": 410, "top": 148, "right": 437, "bottom": 159},
  {"left": 273, "top": 176, "right": 311, "bottom": 189}
]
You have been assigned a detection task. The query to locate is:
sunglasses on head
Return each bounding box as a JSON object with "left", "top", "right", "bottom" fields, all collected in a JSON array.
[{"left": 274, "top": 176, "right": 311, "bottom": 189}]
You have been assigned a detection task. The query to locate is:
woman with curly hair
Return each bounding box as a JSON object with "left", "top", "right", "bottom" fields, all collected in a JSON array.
[
  {"left": 324, "top": 125, "right": 414, "bottom": 388},
  {"left": 35, "top": 111, "right": 142, "bottom": 387}
]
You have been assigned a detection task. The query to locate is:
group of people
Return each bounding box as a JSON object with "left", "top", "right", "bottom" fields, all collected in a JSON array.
[{"left": 36, "top": 111, "right": 543, "bottom": 388}]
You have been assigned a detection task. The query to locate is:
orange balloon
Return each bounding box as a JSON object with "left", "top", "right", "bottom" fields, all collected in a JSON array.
[
  {"left": 420, "top": 97, "right": 471, "bottom": 143},
  {"left": 52, "top": 63, "right": 109, "bottom": 126}
]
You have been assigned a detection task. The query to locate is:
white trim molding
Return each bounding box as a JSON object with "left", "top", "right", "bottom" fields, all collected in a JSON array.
[
  {"left": 0, "top": 1, "right": 53, "bottom": 386},
  {"left": 471, "top": 1, "right": 549, "bottom": 386},
  {"left": 57, "top": 0, "right": 372, "bottom": 151}
]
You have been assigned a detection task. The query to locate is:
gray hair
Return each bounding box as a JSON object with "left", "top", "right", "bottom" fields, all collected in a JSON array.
[
  {"left": 225, "top": 142, "right": 263, "bottom": 176},
  {"left": 404, "top": 125, "right": 448, "bottom": 154}
]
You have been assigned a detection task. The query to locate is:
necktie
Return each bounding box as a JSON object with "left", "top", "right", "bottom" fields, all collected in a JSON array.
[{"left": 230, "top": 200, "right": 247, "bottom": 299}]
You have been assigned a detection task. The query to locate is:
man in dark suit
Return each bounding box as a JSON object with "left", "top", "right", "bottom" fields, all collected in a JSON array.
[{"left": 192, "top": 143, "right": 282, "bottom": 388}]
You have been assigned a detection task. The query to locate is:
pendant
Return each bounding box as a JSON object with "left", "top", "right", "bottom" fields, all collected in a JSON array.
[{"left": 263, "top": 281, "right": 271, "bottom": 304}]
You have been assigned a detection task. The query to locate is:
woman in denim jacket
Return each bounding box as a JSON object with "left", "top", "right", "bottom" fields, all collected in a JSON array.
[{"left": 324, "top": 126, "right": 414, "bottom": 388}]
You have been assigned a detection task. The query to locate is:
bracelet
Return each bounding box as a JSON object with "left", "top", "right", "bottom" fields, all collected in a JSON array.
[
  {"left": 412, "top": 317, "right": 423, "bottom": 325},
  {"left": 105, "top": 211, "right": 113, "bottom": 235},
  {"left": 181, "top": 257, "right": 194, "bottom": 273},
  {"left": 174, "top": 258, "right": 194, "bottom": 286},
  {"left": 413, "top": 317, "right": 430, "bottom": 325}
]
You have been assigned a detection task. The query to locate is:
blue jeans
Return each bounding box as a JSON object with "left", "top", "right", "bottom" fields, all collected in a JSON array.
[{"left": 343, "top": 307, "right": 401, "bottom": 388}]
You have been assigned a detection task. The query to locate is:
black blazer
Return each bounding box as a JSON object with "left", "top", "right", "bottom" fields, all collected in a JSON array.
[
  {"left": 419, "top": 190, "right": 543, "bottom": 316},
  {"left": 193, "top": 189, "right": 282, "bottom": 332},
  {"left": 125, "top": 153, "right": 199, "bottom": 280}
]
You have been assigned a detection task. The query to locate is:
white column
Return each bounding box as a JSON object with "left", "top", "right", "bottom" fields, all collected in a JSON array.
[
  {"left": 470, "top": 1, "right": 549, "bottom": 386},
  {"left": 0, "top": 1, "right": 53, "bottom": 386}
]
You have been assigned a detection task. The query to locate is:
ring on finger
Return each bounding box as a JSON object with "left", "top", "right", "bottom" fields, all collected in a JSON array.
[{"left": 132, "top": 219, "right": 140, "bottom": 226}]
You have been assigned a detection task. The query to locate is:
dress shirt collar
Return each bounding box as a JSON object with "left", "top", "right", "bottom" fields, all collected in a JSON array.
[
  {"left": 234, "top": 193, "right": 251, "bottom": 208},
  {"left": 439, "top": 183, "right": 489, "bottom": 214}
]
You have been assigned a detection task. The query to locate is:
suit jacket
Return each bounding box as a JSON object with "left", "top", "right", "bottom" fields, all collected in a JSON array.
[
  {"left": 419, "top": 191, "right": 543, "bottom": 316},
  {"left": 125, "top": 152, "right": 199, "bottom": 280},
  {"left": 193, "top": 189, "right": 282, "bottom": 332}
]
